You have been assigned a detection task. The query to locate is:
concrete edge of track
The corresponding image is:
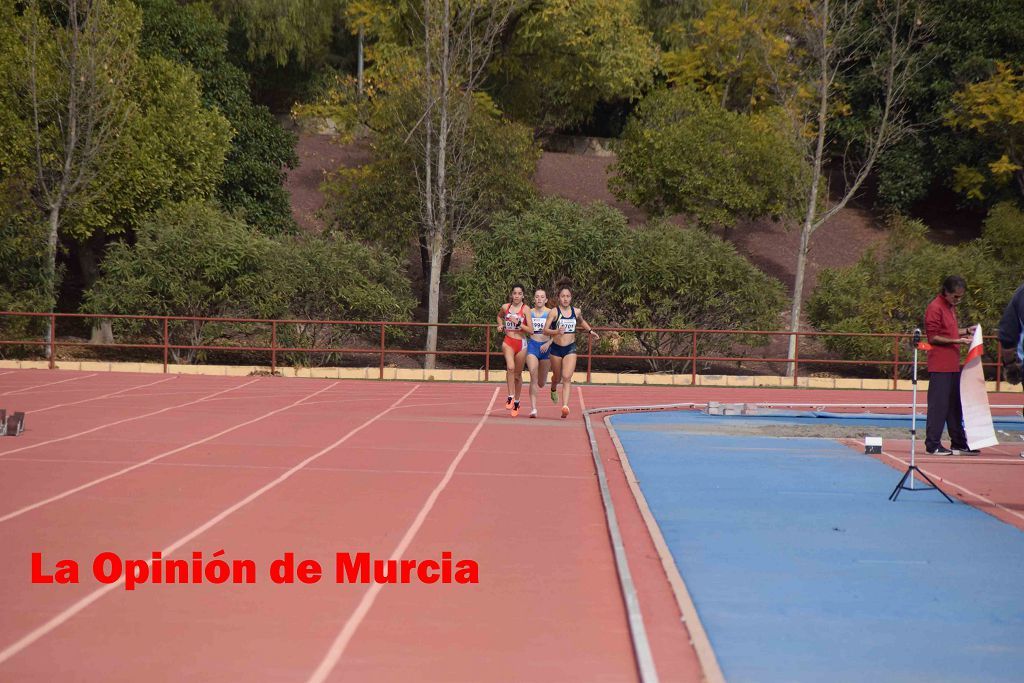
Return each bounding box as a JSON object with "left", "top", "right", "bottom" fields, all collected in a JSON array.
[{"left": 583, "top": 402, "right": 725, "bottom": 683}]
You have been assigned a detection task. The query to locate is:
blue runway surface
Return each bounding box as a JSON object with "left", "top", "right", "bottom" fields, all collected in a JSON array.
[{"left": 612, "top": 411, "right": 1024, "bottom": 683}]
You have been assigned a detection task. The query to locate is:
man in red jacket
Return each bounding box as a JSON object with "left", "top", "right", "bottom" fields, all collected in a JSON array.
[{"left": 924, "top": 275, "right": 978, "bottom": 455}]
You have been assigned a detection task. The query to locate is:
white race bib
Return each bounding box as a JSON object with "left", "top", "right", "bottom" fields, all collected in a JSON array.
[{"left": 558, "top": 318, "right": 576, "bottom": 334}]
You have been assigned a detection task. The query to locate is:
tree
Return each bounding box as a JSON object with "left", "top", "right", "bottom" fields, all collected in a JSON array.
[
  {"left": 138, "top": 0, "right": 299, "bottom": 234},
  {"left": 660, "top": 0, "right": 808, "bottom": 113},
  {"left": 785, "top": 0, "right": 926, "bottom": 375},
  {"left": 84, "top": 200, "right": 277, "bottom": 363},
  {"left": 489, "top": 0, "right": 659, "bottom": 130},
  {"left": 322, "top": 90, "right": 538, "bottom": 299},
  {"left": 449, "top": 197, "right": 632, "bottom": 330},
  {"left": 610, "top": 87, "right": 807, "bottom": 230},
  {"left": 980, "top": 201, "right": 1024, "bottom": 277},
  {"left": 67, "top": 55, "right": 233, "bottom": 251},
  {"left": 863, "top": 0, "right": 1024, "bottom": 210},
  {"left": 0, "top": 183, "right": 51, "bottom": 349},
  {"left": 808, "top": 217, "right": 1010, "bottom": 373},
  {"left": 613, "top": 221, "right": 786, "bottom": 370},
  {"left": 946, "top": 63, "right": 1024, "bottom": 201},
  {"left": 0, "top": 5, "right": 51, "bottom": 341},
  {"left": 213, "top": 0, "right": 341, "bottom": 67},
  {"left": 402, "top": 0, "right": 525, "bottom": 369},
  {"left": 17, "top": 0, "right": 140, "bottom": 327},
  {"left": 263, "top": 234, "right": 415, "bottom": 366},
  {"left": 451, "top": 197, "right": 785, "bottom": 371}
]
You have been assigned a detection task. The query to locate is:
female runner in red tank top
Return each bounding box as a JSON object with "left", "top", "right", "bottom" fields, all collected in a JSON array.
[{"left": 497, "top": 284, "right": 530, "bottom": 417}]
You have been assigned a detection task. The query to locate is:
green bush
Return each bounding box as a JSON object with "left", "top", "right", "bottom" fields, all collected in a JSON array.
[
  {"left": 450, "top": 197, "right": 785, "bottom": 370},
  {"left": 0, "top": 177, "right": 52, "bottom": 355},
  {"left": 448, "top": 197, "right": 631, "bottom": 331},
  {"left": 982, "top": 201, "right": 1024, "bottom": 271},
  {"left": 613, "top": 221, "right": 786, "bottom": 368},
  {"left": 84, "top": 200, "right": 414, "bottom": 365},
  {"left": 264, "top": 235, "right": 415, "bottom": 366},
  {"left": 84, "top": 201, "right": 276, "bottom": 362},
  {"left": 610, "top": 88, "right": 807, "bottom": 228},
  {"left": 808, "top": 217, "right": 1010, "bottom": 374}
]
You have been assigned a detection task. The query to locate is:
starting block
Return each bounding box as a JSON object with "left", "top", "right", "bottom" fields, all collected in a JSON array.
[{"left": 0, "top": 409, "right": 25, "bottom": 436}]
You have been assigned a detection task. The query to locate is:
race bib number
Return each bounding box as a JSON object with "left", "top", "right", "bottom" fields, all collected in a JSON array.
[
  {"left": 558, "top": 318, "right": 577, "bottom": 334},
  {"left": 532, "top": 317, "right": 546, "bottom": 333},
  {"left": 504, "top": 312, "right": 523, "bottom": 331}
]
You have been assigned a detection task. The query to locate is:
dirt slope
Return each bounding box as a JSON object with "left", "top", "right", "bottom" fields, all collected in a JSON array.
[{"left": 285, "top": 135, "right": 889, "bottom": 302}]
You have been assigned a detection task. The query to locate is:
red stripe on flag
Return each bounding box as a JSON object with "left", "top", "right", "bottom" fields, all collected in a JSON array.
[{"left": 964, "top": 344, "right": 984, "bottom": 364}]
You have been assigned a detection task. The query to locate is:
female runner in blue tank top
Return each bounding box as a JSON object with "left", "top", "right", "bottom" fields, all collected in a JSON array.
[
  {"left": 524, "top": 288, "right": 554, "bottom": 418},
  {"left": 542, "top": 284, "right": 599, "bottom": 418}
]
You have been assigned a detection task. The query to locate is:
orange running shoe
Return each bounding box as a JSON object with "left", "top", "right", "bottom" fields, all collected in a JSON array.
[
  {"left": 505, "top": 395, "right": 513, "bottom": 410},
  {"left": 560, "top": 405, "right": 570, "bottom": 419},
  {"left": 511, "top": 401, "right": 520, "bottom": 417}
]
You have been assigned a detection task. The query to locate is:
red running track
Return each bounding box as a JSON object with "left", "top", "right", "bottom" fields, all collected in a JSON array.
[{"left": 0, "top": 370, "right": 1021, "bottom": 682}]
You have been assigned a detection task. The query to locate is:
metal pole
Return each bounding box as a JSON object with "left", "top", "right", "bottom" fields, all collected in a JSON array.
[
  {"left": 892, "top": 336, "right": 899, "bottom": 390},
  {"left": 485, "top": 326, "right": 491, "bottom": 382},
  {"left": 793, "top": 333, "right": 800, "bottom": 387},
  {"left": 996, "top": 346, "right": 1002, "bottom": 392},
  {"left": 379, "top": 323, "right": 386, "bottom": 380},
  {"left": 586, "top": 331, "right": 593, "bottom": 384},
  {"left": 691, "top": 331, "right": 697, "bottom": 385},
  {"left": 162, "top": 317, "right": 169, "bottom": 373},
  {"left": 271, "top": 321, "right": 277, "bottom": 375},
  {"left": 48, "top": 314, "right": 56, "bottom": 369},
  {"left": 910, "top": 341, "right": 918, "bottom": 489}
]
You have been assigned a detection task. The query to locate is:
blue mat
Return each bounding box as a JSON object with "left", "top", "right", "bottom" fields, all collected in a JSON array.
[{"left": 612, "top": 411, "right": 1024, "bottom": 683}]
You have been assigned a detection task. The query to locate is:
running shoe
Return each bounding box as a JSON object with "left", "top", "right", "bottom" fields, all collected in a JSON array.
[
  {"left": 952, "top": 447, "right": 980, "bottom": 456},
  {"left": 561, "top": 405, "right": 570, "bottom": 419},
  {"left": 926, "top": 446, "right": 953, "bottom": 455},
  {"left": 550, "top": 387, "right": 558, "bottom": 403},
  {"left": 505, "top": 395, "right": 513, "bottom": 410},
  {"left": 529, "top": 408, "right": 537, "bottom": 418},
  {"left": 511, "top": 401, "right": 520, "bottom": 417}
]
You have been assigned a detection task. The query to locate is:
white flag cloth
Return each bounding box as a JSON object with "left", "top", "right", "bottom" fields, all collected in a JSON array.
[{"left": 960, "top": 324, "right": 998, "bottom": 449}]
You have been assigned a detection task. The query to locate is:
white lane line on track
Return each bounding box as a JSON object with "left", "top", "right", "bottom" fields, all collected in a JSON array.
[
  {"left": 0, "top": 373, "right": 98, "bottom": 396},
  {"left": 0, "top": 385, "right": 421, "bottom": 666},
  {"left": 0, "top": 381, "right": 346, "bottom": 523},
  {"left": 305, "top": 387, "right": 499, "bottom": 683},
  {"left": 0, "top": 379, "right": 260, "bottom": 459},
  {"left": 879, "top": 450, "right": 1024, "bottom": 524},
  {"left": 28, "top": 376, "right": 178, "bottom": 414}
]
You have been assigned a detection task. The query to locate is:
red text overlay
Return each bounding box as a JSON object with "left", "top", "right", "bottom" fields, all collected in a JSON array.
[{"left": 31, "top": 551, "right": 479, "bottom": 590}]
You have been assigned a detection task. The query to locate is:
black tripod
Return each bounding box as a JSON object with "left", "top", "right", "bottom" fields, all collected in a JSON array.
[{"left": 890, "top": 329, "right": 953, "bottom": 503}]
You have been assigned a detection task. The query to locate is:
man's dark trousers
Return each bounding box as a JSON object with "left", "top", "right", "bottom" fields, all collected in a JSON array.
[{"left": 926, "top": 371, "right": 968, "bottom": 451}]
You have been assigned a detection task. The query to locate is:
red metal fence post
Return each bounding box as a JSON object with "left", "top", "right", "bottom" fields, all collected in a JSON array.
[
  {"left": 586, "top": 331, "right": 593, "bottom": 383},
  {"left": 996, "top": 344, "right": 1002, "bottom": 392},
  {"left": 892, "top": 336, "right": 899, "bottom": 390},
  {"left": 379, "top": 323, "right": 386, "bottom": 380},
  {"left": 484, "top": 326, "right": 491, "bottom": 382},
  {"left": 691, "top": 331, "right": 697, "bottom": 385},
  {"left": 271, "top": 321, "right": 277, "bottom": 375},
  {"left": 48, "top": 314, "right": 56, "bottom": 369},
  {"left": 162, "top": 317, "right": 169, "bottom": 373},
  {"left": 793, "top": 333, "right": 800, "bottom": 386}
]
